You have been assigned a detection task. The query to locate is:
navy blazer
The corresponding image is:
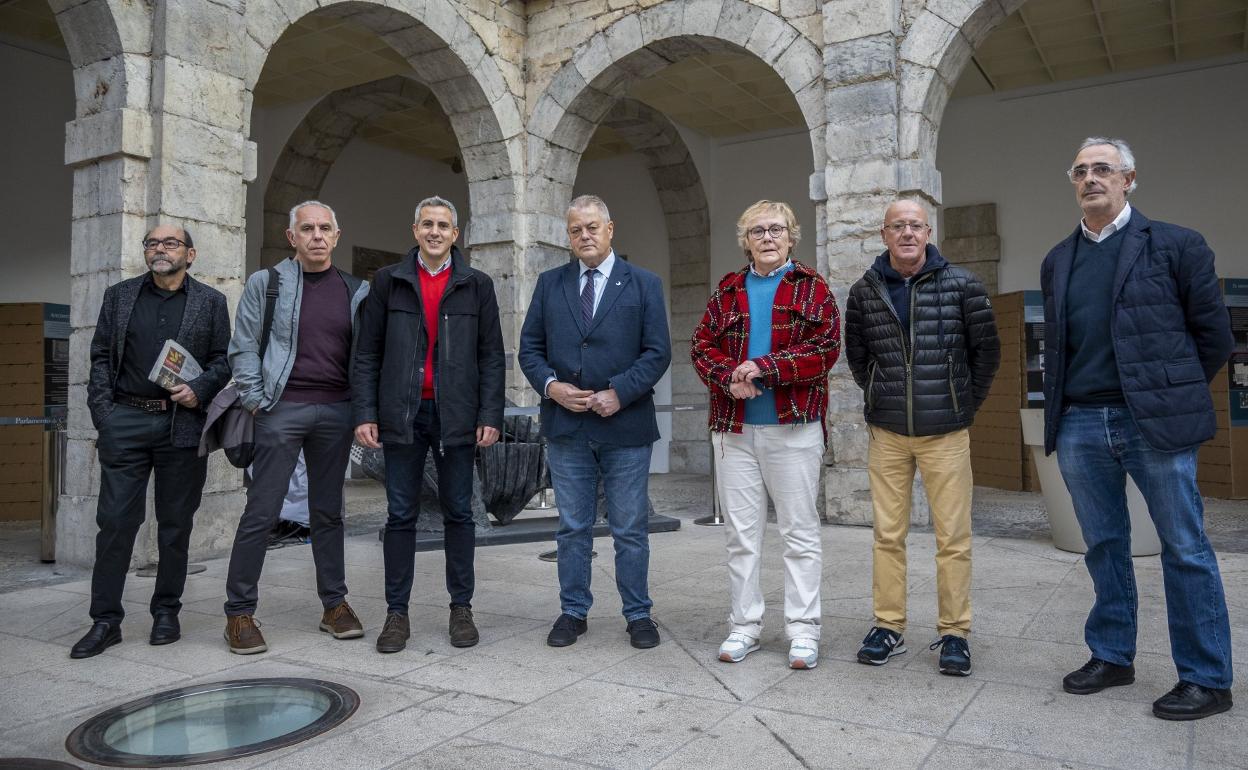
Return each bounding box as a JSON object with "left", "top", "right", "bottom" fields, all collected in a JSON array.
[
  {"left": 518, "top": 257, "right": 672, "bottom": 446},
  {"left": 1041, "top": 208, "right": 1233, "bottom": 455}
]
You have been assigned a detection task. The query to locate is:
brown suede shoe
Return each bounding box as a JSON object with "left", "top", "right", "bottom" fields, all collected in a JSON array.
[
  {"left": 376, "top": 613, "right": 410, "bottom": 654},
  {"left": 449, "top": 606, "right": 479, "bottom": 648},
  {"left": 319, "top": 601, "right": 364, "bottom": 639},
  {"left": 225, "top": 615, "right": 267, "bottom": 655}
]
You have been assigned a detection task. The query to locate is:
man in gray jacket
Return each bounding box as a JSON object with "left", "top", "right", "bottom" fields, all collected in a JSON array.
[{"left": 223, "top": 200, "right": 369, "bottom": 654}]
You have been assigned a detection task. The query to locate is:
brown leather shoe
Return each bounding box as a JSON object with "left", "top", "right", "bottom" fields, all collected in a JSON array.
[
  {"left": 225, "top": 615, "right": 267, "bottom": 655},
  {"left": 449, "top": 606, "right": 479, "bottom": 648},
  {"left": 320, "top": 601, "right": 364, "bottom": 639},
  {"left": 376, "top": 612, "right": 410, "bottom": 654}
]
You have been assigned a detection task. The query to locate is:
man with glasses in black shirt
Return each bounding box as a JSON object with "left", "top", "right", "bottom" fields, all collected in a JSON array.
[{"left": 72, "top": 225, "right": 232, "bottom": 658}]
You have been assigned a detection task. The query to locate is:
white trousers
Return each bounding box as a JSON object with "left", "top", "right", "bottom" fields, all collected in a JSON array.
[{"left": 712, "top": 423, "right": 823, "bottom": 640}]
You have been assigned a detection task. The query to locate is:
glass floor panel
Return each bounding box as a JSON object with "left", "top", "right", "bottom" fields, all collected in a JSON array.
[{"left": 66, "top": 678, "right": 358, "bottom": 767}]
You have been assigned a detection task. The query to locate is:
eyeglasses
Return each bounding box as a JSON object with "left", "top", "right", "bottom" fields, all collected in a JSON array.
[
  {"left": 883, "top": 222, "right": 930, "bottom": 234},
  {"left": 1066, "top": 163, "right": 1126, "bottom": 182},
  {"left": 747, "top": 225, "right": 788, "bottom": 240},
  {"left": 142, "top": 237, "right": 188, "bottom": 251}
]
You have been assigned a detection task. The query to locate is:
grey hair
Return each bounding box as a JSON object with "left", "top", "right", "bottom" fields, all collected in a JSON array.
[
  {"left": 566, "top": 194, "right": 611, "bottom": 222},
  {"left": 1078, "top": 137, "right": 1138, "bottom": 194},
  {"left": 288, "top": 200, "right": 339, "bottom": 231},
  {"left": 415, "top": 195, "right": 458, "bottom": 227}
]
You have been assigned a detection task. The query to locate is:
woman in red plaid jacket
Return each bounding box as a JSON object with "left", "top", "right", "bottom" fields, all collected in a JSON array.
[{"left": 690, "top": 200, "right": 841, "bottom": 671}]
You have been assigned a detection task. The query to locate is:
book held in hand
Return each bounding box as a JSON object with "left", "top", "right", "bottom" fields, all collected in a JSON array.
[{"left": 148, "top": 339, "right": 203, "bottom": 390}]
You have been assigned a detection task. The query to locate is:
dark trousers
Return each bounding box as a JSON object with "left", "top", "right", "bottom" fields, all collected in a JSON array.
[
  {"left": 91, "top": 404, "right": 207, "bottom": 624},
  {"left": 224, "top": 400, "right": 353, "bottom": 616},
  {"left": 381, "top": 400, "right": 476, "bottom": 613}
]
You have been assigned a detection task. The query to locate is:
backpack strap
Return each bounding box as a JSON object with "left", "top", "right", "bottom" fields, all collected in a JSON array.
[{"left": 259, "top": 266, "right": 280, "bottom": 359}]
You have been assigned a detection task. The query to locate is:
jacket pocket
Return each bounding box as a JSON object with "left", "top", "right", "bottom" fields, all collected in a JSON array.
[
  {"left": 1165, "top": 359, "right": 1205, "bottom": 385},
  {"left": 866, "top": 360, "right": 878, "bottom": 410},
  {"left": 947, "top": 353, "right": 961, "bottom": 412}
]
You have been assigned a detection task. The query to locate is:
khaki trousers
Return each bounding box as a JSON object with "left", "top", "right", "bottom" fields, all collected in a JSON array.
[{"left": 868, "top": 425, "right": 973, "bottom": 637}]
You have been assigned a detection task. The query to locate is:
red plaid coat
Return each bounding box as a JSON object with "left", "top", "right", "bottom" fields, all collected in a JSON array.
[{"left": 690, "top": 260, "right": 840, "bottom": 436}]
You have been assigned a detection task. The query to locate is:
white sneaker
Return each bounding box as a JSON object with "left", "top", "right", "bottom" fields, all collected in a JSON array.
[
  {"left": 718, "top": 632, "right": 760, "bottom": 663},
  {"left": 789, "top": 637, "right": 819, "bottom": 669}
]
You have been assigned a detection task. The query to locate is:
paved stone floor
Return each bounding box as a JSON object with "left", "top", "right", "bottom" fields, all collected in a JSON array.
[{"left": 1, "top": 482, "right": 1246, "bottom": 768}]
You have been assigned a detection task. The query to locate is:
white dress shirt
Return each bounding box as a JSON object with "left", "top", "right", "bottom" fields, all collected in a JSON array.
[{"left": 1081, "top": 202, "right": 1132, "bottom": 243}]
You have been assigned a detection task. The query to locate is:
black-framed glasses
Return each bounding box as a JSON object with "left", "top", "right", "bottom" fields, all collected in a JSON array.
[
  {"left": 747, "top": 224, "right": 788, "bottom": 240},
  {"left": 884, "top": 222, "right": 930, "bottom": 234},
  {"left": 1066, "top": 163, "right": 1126, "bottom": 182},
  {"left": 142, "top": 237, "right": 189, "bottom": 251}
]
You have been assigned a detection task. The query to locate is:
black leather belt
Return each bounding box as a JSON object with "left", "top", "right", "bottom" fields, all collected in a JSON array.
[{"left": 114, "top": 392, "right": 172, "bottom": 413}]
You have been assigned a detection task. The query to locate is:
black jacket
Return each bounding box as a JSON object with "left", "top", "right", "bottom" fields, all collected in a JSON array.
[
  {"left": 1041, "top": 208, "right": 1233, "bottom": 454},
  {"left": 351, "top": 246, "right": 506, "bottom": 446},
  {"left": 845, "top": 245, "right": 1001, "bottom": 436},
  {"left": 87, "top": 273, "right": 233, "bottom": 448}
]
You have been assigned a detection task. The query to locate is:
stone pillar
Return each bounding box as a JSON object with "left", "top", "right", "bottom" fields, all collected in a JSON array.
[
  {"left": 941, "top": 203, "right": 1000, "bottom": 295},
  {"left": 821, "top": 0, "right": 940, "bottom": 527},
  {"left": 56, "top": 0, "right": 158, "bottom": 566},
  {"left": 58, "top": 2, "right": 254, "bottom": 568}
]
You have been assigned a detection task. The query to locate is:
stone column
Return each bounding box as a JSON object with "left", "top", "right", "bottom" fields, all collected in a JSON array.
[
  {"left": 56, "top": 0, "right": 158, "bottom": 566},
  {"left": 821, "top": 0, "right": 941, "bottom": 527}
]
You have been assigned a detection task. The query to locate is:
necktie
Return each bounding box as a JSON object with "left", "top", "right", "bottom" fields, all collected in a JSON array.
[{"left": 581, "top": 268, "right": 597, "bottom": 326}]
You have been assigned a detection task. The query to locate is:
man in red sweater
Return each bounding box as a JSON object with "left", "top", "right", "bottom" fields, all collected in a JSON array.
[{"left": 352, "top": 196, "right": 506, "bottom": 653}]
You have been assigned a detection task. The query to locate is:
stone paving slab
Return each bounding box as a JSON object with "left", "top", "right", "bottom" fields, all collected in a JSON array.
[{"left": 0, "top": 513, "right": 1244, "bottom": 769}]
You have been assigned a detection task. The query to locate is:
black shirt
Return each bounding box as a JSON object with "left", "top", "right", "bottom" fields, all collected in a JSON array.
[{"left": 116, "top": 276, "right": 188, "bottom": 399}]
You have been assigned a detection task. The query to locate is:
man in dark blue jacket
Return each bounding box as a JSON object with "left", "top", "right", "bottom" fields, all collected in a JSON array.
[
  {"left": 519, "top": 194, "right": 671, "bottom": 650},
  {"left": 1042, "top": 137, "right": 1234, "bottom": 720}
]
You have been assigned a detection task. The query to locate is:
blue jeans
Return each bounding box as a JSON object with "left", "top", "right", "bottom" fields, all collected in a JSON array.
[
  {"left": 546, "top": 437, "right": 653, "bottom": 621},
  {"left": 1057, "top": 405, "right": 1233, "bottom": 689},
  {"left": 381, "top": 401, "right": 476, "bottom": 613}
]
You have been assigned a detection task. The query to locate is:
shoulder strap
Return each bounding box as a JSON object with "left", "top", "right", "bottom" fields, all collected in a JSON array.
[{"left": 259, "top": 266, "right": 280, "bottom": 358}]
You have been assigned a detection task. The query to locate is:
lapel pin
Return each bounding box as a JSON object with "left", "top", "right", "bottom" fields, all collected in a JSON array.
[{"left": 615, "top": 281, "right": 621, "bottom": 286}]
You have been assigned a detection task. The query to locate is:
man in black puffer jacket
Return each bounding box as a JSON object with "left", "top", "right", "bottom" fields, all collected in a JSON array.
[{"left": 845, "top": 200, "right": 1000, "bottom": 677}]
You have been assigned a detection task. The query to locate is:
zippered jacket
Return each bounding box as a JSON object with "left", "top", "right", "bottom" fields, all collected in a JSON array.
[
  {"left": 691, "top": 260, "right": 840, "bottom": 436},
  {"left": 228, "top": 257, "right": 369, "bottom": 413},
  {"left": 351, "top": 245, "right": 505, "bottom": 447},
  {"left": 845, "top": 245, "right": 1000, "bottom": 437}
]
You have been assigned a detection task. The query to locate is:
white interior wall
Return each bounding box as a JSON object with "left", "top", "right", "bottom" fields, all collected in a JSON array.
[
  {"left": 246, "top": 100, "right": 468, "bottom": 276},
  {"left": 0, "top": 42, "right": 73, "bottom": 304},
  {"left": 938, "top": 60, "right": 1248, "bottom": 292}
]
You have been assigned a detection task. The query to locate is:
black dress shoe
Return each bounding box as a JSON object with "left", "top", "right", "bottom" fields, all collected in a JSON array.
[
  {"left": 70, "top": 622, "right": 121, "bottom": 659},
  {"left": 149, "top": 613, "right": 180, "bottom": 646},
  {"left": 1153, "top": 681, "right": 1233, "bottom": 721},
  {"left": 1062, "top": 658, "right": 1135, "bottom": 694},
  {"left": 547, "top": 613, "right": 588, "bottom": 647},
  {"left": 626, "top": 617, "right": 660, "bottom": 649}
]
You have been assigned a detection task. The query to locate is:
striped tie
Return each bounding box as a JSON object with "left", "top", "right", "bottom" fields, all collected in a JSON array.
[{"left": 581, "top": 268, "right": 597, "bottom": 326}]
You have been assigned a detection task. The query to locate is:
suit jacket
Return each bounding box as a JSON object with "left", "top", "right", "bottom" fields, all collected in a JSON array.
[
  {"left": 518, "top": 257, "right": 672, "bottom": 445},
  {"left": 87, "top": 272, "right": 233, "bottom": 448},
  {"left": 1041, "top": 208, "right": 1233, "bottom": 454}
]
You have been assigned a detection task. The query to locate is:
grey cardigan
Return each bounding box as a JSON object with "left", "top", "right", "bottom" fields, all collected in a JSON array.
[{"left": 228, "top": 257, "right": 369, "bottom": 413}]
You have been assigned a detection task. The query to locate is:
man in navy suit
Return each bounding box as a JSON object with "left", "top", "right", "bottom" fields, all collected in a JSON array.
[
  {"left": 1042, "top": 137, "right": 1234, "bottom": 720},
  {"left": 519, "top": 194, "right": 672, "bottom": 649}
]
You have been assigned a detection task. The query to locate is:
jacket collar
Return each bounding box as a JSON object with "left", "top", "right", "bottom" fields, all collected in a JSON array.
[{"left": 395, "top": 244, "right": 469, "bottom": 285}]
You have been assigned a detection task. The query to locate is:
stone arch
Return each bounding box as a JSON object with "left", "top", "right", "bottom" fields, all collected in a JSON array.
[
  {"left": 896, "top": 0, "right": 1029, "bottom": 194},
  {"left": 52, "top": 0, "right": 148, "bottom": 117},
  {"left": 600, "top": 98, "right": 712, "bottom": 474},
  {"left": 528, "top": 2, "right": 824, "bottom": 249},
  {"left": 244, "top": 0, "right": 522, "bottom": 253},
  {"left": 259, "top": 76, "right": 444, "bottom": 267}
]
